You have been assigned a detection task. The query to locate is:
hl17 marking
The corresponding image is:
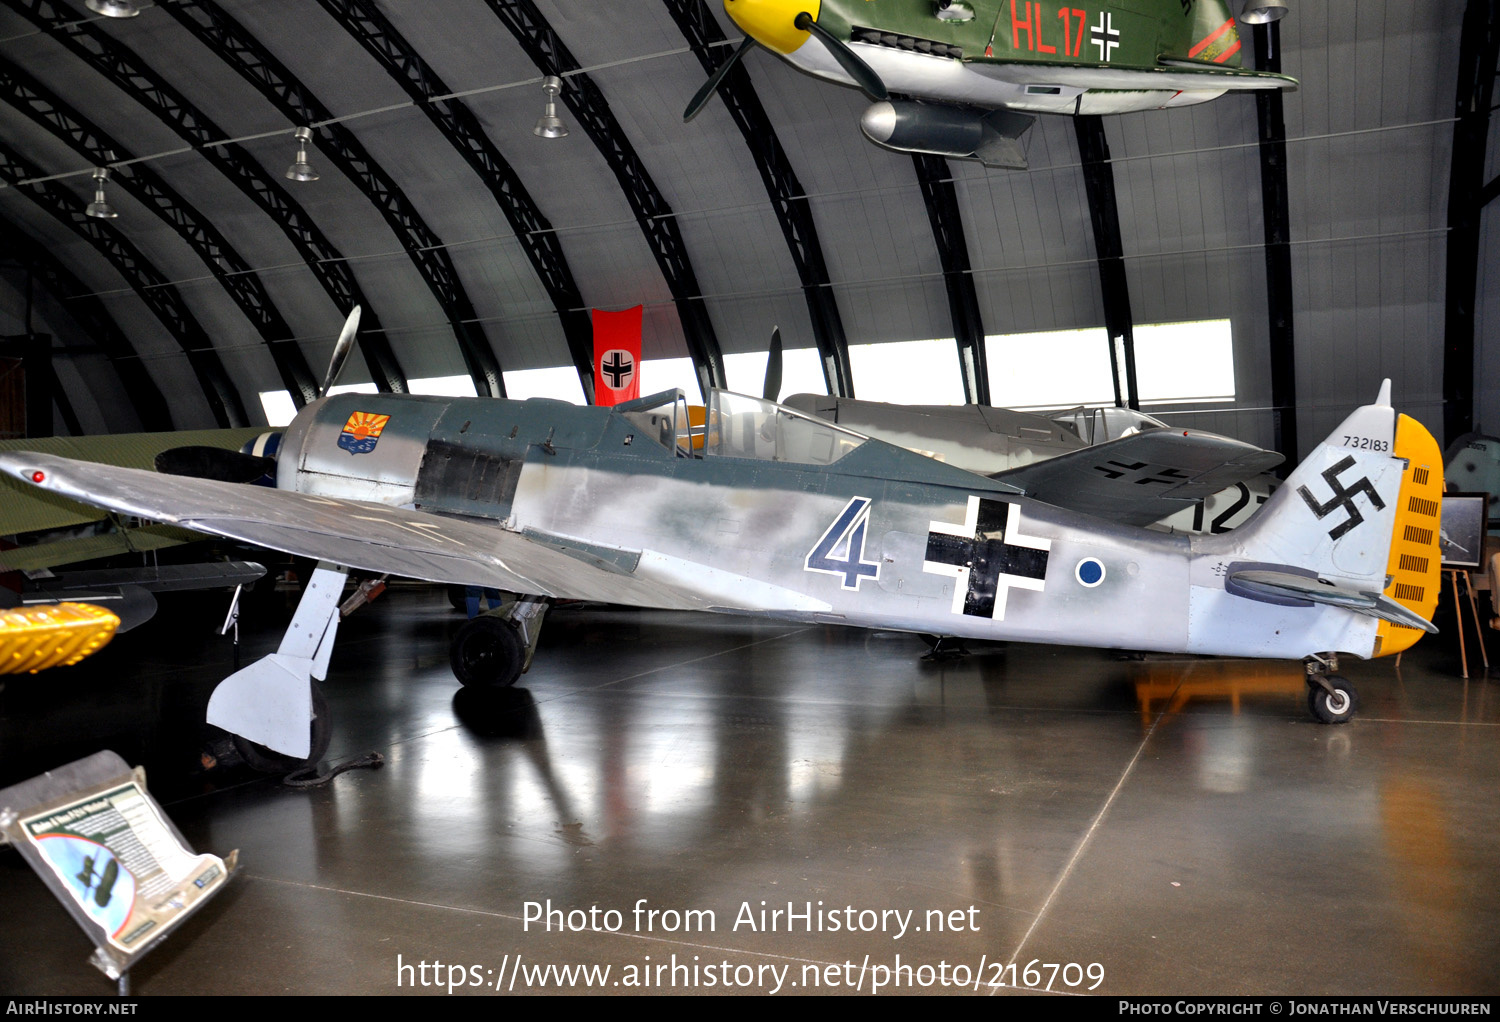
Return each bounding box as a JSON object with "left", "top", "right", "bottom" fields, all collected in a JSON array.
[{"left": 1010, "top": 1, "right": 1089, "bottom": 58}]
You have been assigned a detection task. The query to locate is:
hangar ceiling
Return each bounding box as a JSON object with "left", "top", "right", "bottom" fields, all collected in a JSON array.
[{"left": 0, "top": 0, "right": 1491, "bottom": 460}]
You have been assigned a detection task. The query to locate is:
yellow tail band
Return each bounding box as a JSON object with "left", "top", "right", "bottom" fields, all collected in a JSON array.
[{"left": 1374, "top": 414, "right": 1443, "bottom": 657}]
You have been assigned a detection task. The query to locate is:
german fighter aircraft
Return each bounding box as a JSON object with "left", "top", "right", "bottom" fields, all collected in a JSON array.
[
  {"left": 685, "top": 0, "right": 1297, "bottom": 167},
  {"left": 785, "top": 392, "right": 1279, "bottom": 532},
  {"left": 0, "top": 339, "right": 1444, "bottom": 763}
]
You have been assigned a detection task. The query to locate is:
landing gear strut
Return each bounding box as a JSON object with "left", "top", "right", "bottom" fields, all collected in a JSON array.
[
  {"left": 920, "top": 634, "right": 970, "bottom": 661},
  {"left": 1304, "top": 653, "right": 1359, "bottom": 724},
  {"left": 450, "top": 596, "right": 549, "bottom": 687}
]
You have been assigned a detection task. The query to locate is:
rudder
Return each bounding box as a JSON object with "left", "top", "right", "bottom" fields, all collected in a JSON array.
[{"left": 1373, "top": 414, "right": 1444, "bottom": 656}]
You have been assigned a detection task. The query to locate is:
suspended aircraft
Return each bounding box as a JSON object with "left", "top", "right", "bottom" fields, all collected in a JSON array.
[
  {"left": 0, "top": 310, "right": 1443, "bottom": 764},
  {"left": 685, "top": 0, "right": 1297, "bottom": 167}
]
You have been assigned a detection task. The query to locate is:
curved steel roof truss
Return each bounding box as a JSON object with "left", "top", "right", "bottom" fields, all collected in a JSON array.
[
  {"left": 0, "top": 220, "right": 172, "bottom": 431},
  {"left": 912, "top": 153, "right": 989, "bottom": 406},
  {"left": 485, "top": 0, "right": 727, "bottom": 400},
  {"left": 8, "top": 0, "right": 409, "bottom": 396},
  {"left": 0, "top": 54, "right": 320, "bottom": 406},
  {"left": 160, "top": 0, "right": 504, "bottom": 397},
  {"left": 663, "top": 0, "right": 854, "bottom": 397},
  {"left": 312, "top": 0, "right": 596, "bottom": 402},
  {"left": 0, "top": 143, "right": 248, "bottom": 426}
]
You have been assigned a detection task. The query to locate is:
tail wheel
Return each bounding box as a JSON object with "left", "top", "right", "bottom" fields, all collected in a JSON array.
[
  {"left": 451, "top": 614, "right": 525, "bottom": 687},
  {"left": 232, "top": 683, "right": 332, "bottom": 772},
  {"left": 1307, "top": 675, "right": 1359, "bottom": 724}
]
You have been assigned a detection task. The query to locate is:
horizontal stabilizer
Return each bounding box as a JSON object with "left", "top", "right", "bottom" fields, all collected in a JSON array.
[{"left": 1227, "top": 569, "right": 1438, "bottom": 634}]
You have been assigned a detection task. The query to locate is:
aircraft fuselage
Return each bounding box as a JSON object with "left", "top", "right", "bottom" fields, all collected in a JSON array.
[{"left": 279, "top": 390, "right": 1382, "bottom": 662}]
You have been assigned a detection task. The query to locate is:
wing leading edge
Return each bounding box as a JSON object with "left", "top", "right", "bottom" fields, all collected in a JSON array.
[
  {"left": 964, "top": 57, "right": 1296, "bottom": 92},
  {"left": 0, "top": 453, "right": 829, "bottom": 617}
]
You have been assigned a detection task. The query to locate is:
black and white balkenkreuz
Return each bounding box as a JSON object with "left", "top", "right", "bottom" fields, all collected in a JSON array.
[
  {"left": 923, "top": 496, "right": 1051, "bottom": 620},
  {"left": 1091, "top": 12, "right": 1120, "bottom": 62},
  {"left": 599, "top": 349, "right": 635, "bottom": 391}
]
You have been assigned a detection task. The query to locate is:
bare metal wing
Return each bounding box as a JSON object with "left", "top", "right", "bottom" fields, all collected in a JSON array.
[
  {"left": 964, "top": 58, "right": 1296, "bottom": 92},
  {"left": 993, "top": 429, "right": 1283, "bottom": 527},
  {"left": 0, "top": 453, "right": 829, "bottom": 616},
  {"left": 0, "top": 428, "right": 266, "bottom": 537}
]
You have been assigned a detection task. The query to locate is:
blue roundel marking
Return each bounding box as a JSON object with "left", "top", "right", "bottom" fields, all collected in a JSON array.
[{"left": 1075, "top": 558, "right": 1105, "bottom": 588}]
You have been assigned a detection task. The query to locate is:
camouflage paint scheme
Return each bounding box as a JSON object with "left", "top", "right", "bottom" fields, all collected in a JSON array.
[
  {"left": 0, "top": 385, "right": 1442, "bottom": 755},
  {"left": 723, "top": 0, "right": 1295, "bottom": 115},
  {"left": 263, "top": 386, "right": 1424, "bottom": 661}
]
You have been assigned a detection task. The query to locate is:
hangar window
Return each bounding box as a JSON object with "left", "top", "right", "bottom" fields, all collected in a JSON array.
[
  {"left": 639, "top": 357, "right": 703, "bottom": 403},
  {"left": 987, "top": 327, "right": 1116, "bottom": 409},
  {"left": 256, "top": 383, "right": 373, "bottom": 426},
  {"left": 409, "top": 375, "right": 478, "bottom": 397},
  {"left": 1133, "top": 319, "right": 1235, "bottom": 405},
  {"left": 504, "top": 365, "right": 586, "bottom": 405},
  {"left": 724, "top": 347, "right": 828, "bottom": 404},
  {"left": 259, "top": 390, "right": 297, "bottom": 427},
  {"left": 849, "top": 338, "right": 966, "bottom": 405},
  {"left": 985, "top": 319, "right": 1234, "bottom": 410}
]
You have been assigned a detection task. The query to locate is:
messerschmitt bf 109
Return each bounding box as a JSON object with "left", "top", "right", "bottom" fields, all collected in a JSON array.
[
  {"left": 685, "top": 0, "right": 1297, "bottom": 168},
  {"left": 0, "top": 330, "right": 1440, "bottom": 763}
]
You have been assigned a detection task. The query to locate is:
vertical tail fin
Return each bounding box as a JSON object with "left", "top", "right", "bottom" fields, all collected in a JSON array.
[
  {"left": 1180, "top": 1, "right": 1247, "bottom": 68},
  {"left": 1198, "top": 380, "right": 1443, "bottom": 654}
]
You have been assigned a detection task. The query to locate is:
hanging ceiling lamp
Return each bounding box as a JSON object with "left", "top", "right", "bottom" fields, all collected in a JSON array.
[
  {"left": 533, "top": 76, "right": 569, "bottom": 139},
  {"left": 84, "top": 167, "right": 117, "bottom": 219},
  {"left": 285, "top": 127, "right": 319, "bottom": 182}
]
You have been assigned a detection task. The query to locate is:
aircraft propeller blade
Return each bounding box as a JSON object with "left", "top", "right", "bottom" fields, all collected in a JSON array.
[
  {"left": 684, "top": 35, "right": 757, "bottom": 121},
  {"left": 793, "top": 11, "right": 888, "bottom": 101},
  {"left": 763, "top": 325, "right": 783, "bottom": 402},
  {"left": 319, "top": 305, "right": 363, "bottom": 399}
]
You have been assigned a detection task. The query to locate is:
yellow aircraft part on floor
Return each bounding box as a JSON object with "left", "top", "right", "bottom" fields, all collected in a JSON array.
[
  {"left": 0, "top": 602, "right": 120, "bottom": 674},
  {"left": 1375, "top": 414, "right": 1445, "bottom": 658}
]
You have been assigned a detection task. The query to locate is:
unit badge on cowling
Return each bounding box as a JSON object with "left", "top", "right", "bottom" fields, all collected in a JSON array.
[
  {"left": 924, "top": 496, "right": 1051, "bottom": 620},
  {"left": 338, "top": 411, "right": 390, "bottom": 455}
]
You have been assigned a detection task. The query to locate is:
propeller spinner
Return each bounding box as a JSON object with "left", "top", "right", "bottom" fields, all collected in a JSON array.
[{"left": 684, "top": 0, "right": 887, "bottom": 121}]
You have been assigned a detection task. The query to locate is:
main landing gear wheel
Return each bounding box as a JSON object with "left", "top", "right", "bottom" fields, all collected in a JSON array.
[
  {"left": 232, "top": 683, "right": 332, "bottom": 773},
  {"left": 450, "top": 614, "right": 525, "bottom": 688},
  {"left": 1307, "top": 675, "right": 1359, "bottom": 725}
]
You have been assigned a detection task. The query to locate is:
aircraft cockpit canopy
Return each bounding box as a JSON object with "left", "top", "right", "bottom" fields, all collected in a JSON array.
[
  {"left": 706, "top": 391, "right": 868, "bottom": 466},
  {"left": 614, "top": 389, "right": 693, "bottom": 455},
  {"left": 1051, "top": 405, "right": 1170, "bottom": 446}
]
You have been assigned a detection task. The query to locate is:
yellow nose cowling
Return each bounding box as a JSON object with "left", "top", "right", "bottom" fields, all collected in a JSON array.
[{"left": 725, "top": 0, "right": 818, "bottom": 55}]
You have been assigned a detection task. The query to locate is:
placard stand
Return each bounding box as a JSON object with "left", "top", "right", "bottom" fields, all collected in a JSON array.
[
  {"left": 0, "top": 750, "right": 237, "bottom": 992},
  {"left": 1447, "top": 569, "right": 1491, "bottom": 679}
]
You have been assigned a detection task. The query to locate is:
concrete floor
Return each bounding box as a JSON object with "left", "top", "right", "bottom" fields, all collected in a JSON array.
[{"left": 1, "top": 584, "right": 1497, "bottom": 996}]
